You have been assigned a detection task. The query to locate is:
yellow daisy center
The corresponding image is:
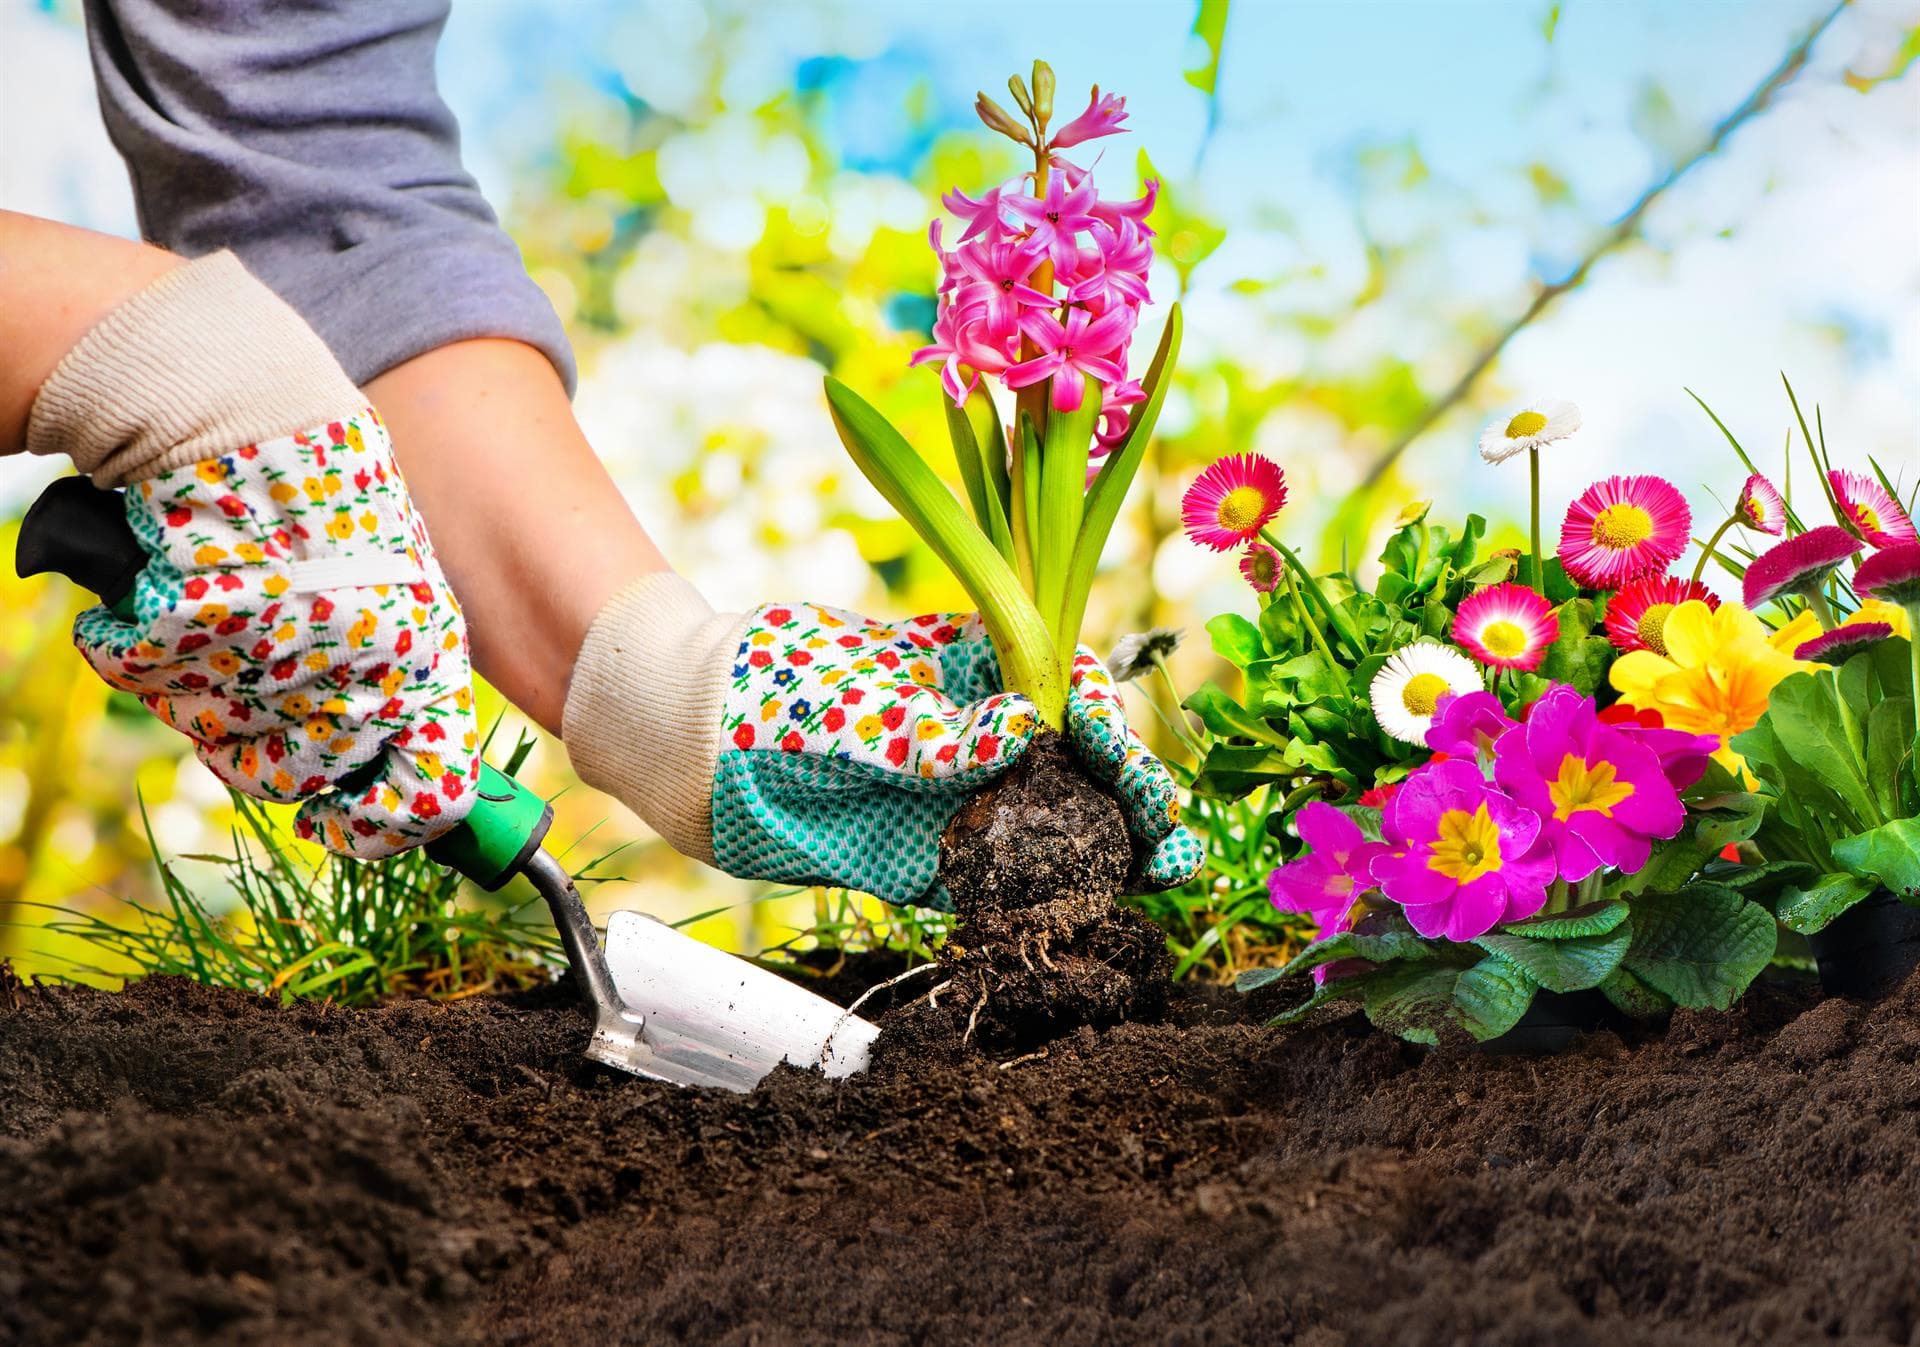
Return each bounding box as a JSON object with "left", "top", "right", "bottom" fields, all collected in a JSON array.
[
  {"left": 1505, "top": 410, "right": 1548, "bottom": 439},
  {"left": 1851, "top": 502, "right": 1882, "bottom": 534},
  {"left": 1216, "top": 486, "right": 1268, "bottom": 533},
  {"left": 1592, "top": 502, "right": 1654, "bottom": 551},
  {"left": 1549, "top": 754, "right": 1635, "bottom": 822},
  {"left": 1742, "top": 497, "right": 1769, "bottom": 528},
  {"left": 1636, "top": 602, "right": 1675, "bottom": 655},
  {"left": 1428, "top": 805, "right": 1503, "bottom": 884},
  {"left": 1481, "top": 620, "right": 1529, "bottom": 659},
  {"left": 1401, "top": 672, "right": 1450, "bottom": 717}
]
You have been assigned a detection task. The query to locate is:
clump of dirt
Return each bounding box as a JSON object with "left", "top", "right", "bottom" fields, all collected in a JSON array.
[{"left": 910, "top": 732, "right": 1169, "bottom": 1053}]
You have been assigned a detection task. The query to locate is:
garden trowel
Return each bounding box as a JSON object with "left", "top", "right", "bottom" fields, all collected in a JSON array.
[{"left": 15, "top": 476, "right": 879, "bottom": 1092}]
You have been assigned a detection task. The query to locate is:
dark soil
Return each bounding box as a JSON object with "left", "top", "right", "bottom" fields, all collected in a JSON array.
[
  {"left": 923, "top": 731, "right": 1170, "bottom": 1050},
  {"left": 6, "top": 955, "right": 1920, "bottom": 1346}
]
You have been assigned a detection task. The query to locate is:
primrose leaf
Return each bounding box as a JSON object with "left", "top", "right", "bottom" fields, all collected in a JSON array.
[
  {"left": 1537, "top": 599, "right": 1613, "bottom": 697},
  {"left": 1598, "top": 965, "right": 1675, "bottom": 1021},
  {"left": 1689, "top": 793, "right": 1769, "bottom": 851},
  {"left": 1706, "top": 860, "right": 1817, "bottom": 910},
  {"left": 1497, "top": 900, "right": 1630, "bottom": 940},
  {"left": 1183, "top": 682, "right": 1284, "bottom": 746},
  {"left": 1621, "top": 885, "right": 1777, "bottom": 1008},
  {"left": 1863, "top": 694, "right": 1915, "bottom": 824},
  {"left": 1206, "top": 613, "right": 1264, "bottom": 669},
  {"left": 1775, "top": 870, "right": 1883, "bottom": 934},
  {"left": 1832, "top": 818, "right": 1920, "bottom": 902},
  {"left": 1764, "top": 672, "right": 1878, "bottom": 830},
  {"left": 1361, "top": 956, "right": 1535, "bottom": 1044},
  {"left": 1475, "top": 926, "right": 1630, "bottom": 993},
  {"left": 1277, "top": 926, "right": 1435, "bottom": 978}
]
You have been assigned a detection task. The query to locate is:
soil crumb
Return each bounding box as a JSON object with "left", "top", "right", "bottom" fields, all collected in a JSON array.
[{"left": 5, "top": 962, "right": 1920, "bottom": 1346}]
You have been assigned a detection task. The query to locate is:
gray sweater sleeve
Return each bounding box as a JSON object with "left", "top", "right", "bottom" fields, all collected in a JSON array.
[{"left": 81, "top": 0, "right": 577, "bottom": 393}]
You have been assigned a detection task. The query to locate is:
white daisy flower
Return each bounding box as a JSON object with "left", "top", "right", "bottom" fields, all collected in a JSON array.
[
  {"left": 1107, "top": 627, "right": 1183, "bottom": 683},
  {"left": 1369, "top": 642, "right": 1482, "bottom": 746},
  {"left": 1478, "top": 399, "right": 1581, "bottom": 465}
]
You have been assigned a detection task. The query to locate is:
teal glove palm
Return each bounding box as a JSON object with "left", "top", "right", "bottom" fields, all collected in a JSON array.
[{"left": 707, "top": 603, "right": 1202, "bottom": 906}]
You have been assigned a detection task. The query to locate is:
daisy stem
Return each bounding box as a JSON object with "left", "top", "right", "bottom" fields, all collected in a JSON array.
[
  {"left": 1529, "top": 447, "right": 1544, "bottom": 596},
  {"left": 1262, "top": 529, "right": 1364, "bottom": 660},
  {"left": 1804, "top": 584, "right": 1839, "bottom": 631},
  {"left": 1150, "top": 655, "right": 1209, "bottom": 761},
  {"left": 1689, "top": 512, "right": 1739, "bottom": 589},
  {"left": 1907, "top": 603, "right": 1920, "bottom": 786},
  {"left": 1283, "top": 566, "right": 1340, "bottom": 671}
]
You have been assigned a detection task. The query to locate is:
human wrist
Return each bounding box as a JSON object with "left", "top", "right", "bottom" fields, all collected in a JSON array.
[
  {"left": 560, "top": 572, "right": 747, "bottom": 864},
  {"left": 25, "top": 251, "right": 362, "bottom": 486}
]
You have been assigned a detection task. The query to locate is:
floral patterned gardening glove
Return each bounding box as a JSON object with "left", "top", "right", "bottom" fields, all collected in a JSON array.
[
  {"left": 24, "top": 254, "right": 478, "bottom": 859},
  {"left": 563, "top": 577, "right": 1203, "bottom": 907}
]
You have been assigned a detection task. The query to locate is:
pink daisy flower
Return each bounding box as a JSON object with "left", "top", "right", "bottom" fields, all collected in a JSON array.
[
  {"left": 1796, "top": 623, "right": 1894, "bottom": 663},
  {"left": 1603, "top": 575, "right": 1718, "bottom": 655},
  {"left": 1180, "top": 454, "right": 1288, "bottom": 552},
  {"left": 1829, "top": 469, "right": 1917, "bottom": 549},
  {"left": 1557, "top": 475, "right": 1691, "bottom": 591},
  {"left": 1453, "top": 583, "right": 1557, "bottom": 672},
  {"left": 1737, "top": 473, "right": 1787, "bottom": 536},
  {"left": 1743, "top": 525, "right": 1862, "bottom": 608},
  {"left": 1855, "top": 543, "right": 1920, "bottom": 607},
  {"left": 1239, "top": 542, "right": 1283, "bottom": 594}
]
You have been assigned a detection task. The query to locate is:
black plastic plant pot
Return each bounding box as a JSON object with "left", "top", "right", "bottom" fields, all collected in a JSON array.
[
  {"left": 1479, "top": 988, "right": 1629, "bottom": 1056},
  {"left": 1807, "top": 891, "right": 1920, "bottom": 1001}
]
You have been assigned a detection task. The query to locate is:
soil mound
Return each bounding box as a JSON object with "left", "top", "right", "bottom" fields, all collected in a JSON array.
[{"left": 4, "top": 960, "right": 1920, "bottom": 1345}]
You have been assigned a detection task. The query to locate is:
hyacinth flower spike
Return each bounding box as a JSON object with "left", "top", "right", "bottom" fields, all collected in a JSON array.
[{"left": 826, "top": 61, "right": 1179, "bottom": 730}]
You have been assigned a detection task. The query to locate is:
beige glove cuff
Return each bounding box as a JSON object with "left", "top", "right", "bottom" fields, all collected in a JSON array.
[
  {"left": 560, "top": 572, "right": 748, "bottom": 865},
  {"left": 25, "top": 251, "right": 363, "bottom": 487}
]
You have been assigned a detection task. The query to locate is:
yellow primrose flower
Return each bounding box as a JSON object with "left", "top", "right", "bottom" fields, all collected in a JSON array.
[
  {"left": 1766, "top": 609, "right": 1820, "bottom": 656},
  {"left": 1849, "top": 598, "right": 1911, "bottom": 639},
  {"left": 1610, "top": 600, "right": 1810, "bottom": 779}
]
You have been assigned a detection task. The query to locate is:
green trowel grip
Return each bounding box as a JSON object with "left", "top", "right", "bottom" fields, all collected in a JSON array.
[{"left": 426, "top": 763, "right": 553, "bottom": 891}]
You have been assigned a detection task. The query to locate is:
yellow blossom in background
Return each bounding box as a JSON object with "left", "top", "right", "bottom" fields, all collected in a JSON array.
[
  {"left": 1849, "top": 598, "right": 1911, "bottom": 638},
  {"left": 1610, "top": 600, "right": 1811, "bottom": 779}
]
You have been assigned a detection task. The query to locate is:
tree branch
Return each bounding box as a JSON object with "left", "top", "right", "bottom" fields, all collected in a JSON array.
[{"left": 1355, "top": 0, "right": 1851, "bottom": 492}]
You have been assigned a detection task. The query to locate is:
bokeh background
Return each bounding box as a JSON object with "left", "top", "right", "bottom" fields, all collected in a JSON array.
[{"left": 1, "top": 0, "right": 1915, "bottom": 980}]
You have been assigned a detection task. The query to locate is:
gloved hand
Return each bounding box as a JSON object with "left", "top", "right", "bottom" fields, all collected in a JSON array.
[
  {"left": 25, "top": 252, "right": 479, "bottom": 858},
  {"left": 561, "top": 584, "right": 1202, "bottom": 906}
]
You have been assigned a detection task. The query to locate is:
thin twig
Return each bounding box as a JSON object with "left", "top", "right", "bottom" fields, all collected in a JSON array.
[
  {"left": 998, "top": 1049, "right": 1050, "bottom": 1071},
  {"left": 1355, "top": 0, "right": 1850, "bottom": 492}
]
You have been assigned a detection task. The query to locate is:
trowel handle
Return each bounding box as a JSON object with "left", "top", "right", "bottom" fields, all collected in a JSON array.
[
  {"left": 15, "top": 476, "right": 143, "bottom": 620},
  {"left": 13, "top": 477, "right": 552, "bottom": 892}
]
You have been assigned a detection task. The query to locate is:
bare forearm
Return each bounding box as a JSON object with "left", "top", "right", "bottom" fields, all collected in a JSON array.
[
  {"left": 0, "top": 211, "right": 180, "bottom": 453},
  {"left": 364, "top": 339, "right": 670, "bottom": 733}
]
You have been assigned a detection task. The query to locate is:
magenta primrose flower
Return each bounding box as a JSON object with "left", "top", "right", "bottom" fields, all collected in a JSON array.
[
  {"left": 1595, "top": 703, "right": 1719, "bottom": 795},
  {"left": 1267, "top": 802, "right": 1389, "bottom": 935},
  {"left": 1047, "top": 86, "right": 1129, "bottom": 150},
  {"left": 1373, "top": 760, "right": 1556, "bottom": 942},
  {"left": 1424, "top": 691, "right": 1518, "bottom": 770},
  {"left": 1492, "top": 685, "right": 1690, "bottom": 884}
]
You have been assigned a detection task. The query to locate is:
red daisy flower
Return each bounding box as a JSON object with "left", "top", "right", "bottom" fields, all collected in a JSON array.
[
  {"left": 1180, "top": 453, "right": 1288, "bottom": 552},
  {"left": 1603, "top": 575, "right": 1719, "bottom": 655}
]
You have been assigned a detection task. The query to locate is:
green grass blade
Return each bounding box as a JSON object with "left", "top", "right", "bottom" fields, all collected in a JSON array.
[
  {"left": 1060, "top": 305, "right": 1183, "bottom": 656},
  {"left": 824, "top": 376, "right": 1064, "bottom": 724}
]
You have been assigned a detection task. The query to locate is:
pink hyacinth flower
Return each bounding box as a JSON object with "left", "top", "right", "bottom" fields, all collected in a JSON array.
[
  {"left": 1492, "top": 684, "right": 1689, "bottom": 884},
  {"left": 1067, "top": 218, "right": 1153, "bottom": 315},
  {"left": 947, "top": 234, "right": 1053, "bottom": 337},
  {"left": 942, "top": 182, "right": 1014, "bottom": 244},
  {"left": 1048, "top": 86, "right": 1129, "bottom": 150},
  {"left": 1094, "top": 377, "right": 1146, "bottom": 457},
  {"left": 909, "top": 308, "right": 1016, "bottom": 408},
  {"left": 1003, "top": 167, "right": 1103, "bottom": 275},
  {"left": 1424, "top": 691, "right": 1518, "bottom": 771},
  {"left": 1372, "top": 760, "right": 1556, "bottom": 942},
  {"left": 1006, "top": 305, "right": 1133, "bottom": 413},
  {"left": 1267, "top": 802, "right": 1389, "bottom": 935}
]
